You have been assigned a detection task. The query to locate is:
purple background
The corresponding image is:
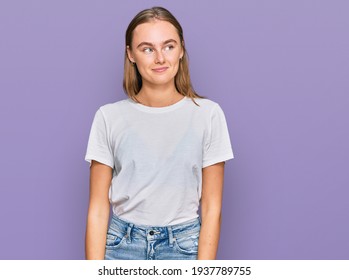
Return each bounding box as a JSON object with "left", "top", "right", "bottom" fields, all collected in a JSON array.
[{"left": 0, "top": 0, "right": 348, "bottom": 259}]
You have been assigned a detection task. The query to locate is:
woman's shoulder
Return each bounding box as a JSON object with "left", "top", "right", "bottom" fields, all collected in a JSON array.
[
  {"left": 190, "top": 97, "right": 221, "bottom": 112},
  {"left": 193, "top": 97, "right": 218, "bottom": 106},
  {"left": 98, "top": 98, "right": 130, "bottom": 114}
]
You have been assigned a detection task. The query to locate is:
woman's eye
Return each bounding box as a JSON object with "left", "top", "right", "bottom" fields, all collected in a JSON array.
[
  {"left": 164, "top": 45, "right": 174, "bottom": 52},
  {"left": 143, "top": 47, "right": 153, "bottom": 54}
]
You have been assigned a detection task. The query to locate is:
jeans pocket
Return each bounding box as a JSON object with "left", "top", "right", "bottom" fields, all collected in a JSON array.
[
  {"left": 106, "top": 230, "right": 126, "bottom": 249},
  {"left": 174, "top": 232, "right": 199, "bottom": 255}
]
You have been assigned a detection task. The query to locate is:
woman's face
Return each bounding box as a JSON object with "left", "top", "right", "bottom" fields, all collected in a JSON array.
[{"left": 127, "top": 20, "right": 184, "bottom": 88}]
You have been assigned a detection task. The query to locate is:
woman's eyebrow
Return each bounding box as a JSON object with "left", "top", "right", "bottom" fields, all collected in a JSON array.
[{"left": 136, "top": 39, "right": 178, "bottom": 49}]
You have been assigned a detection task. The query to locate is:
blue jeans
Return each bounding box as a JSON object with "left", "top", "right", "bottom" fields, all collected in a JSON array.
[{"left": 104, "top": 215, "right": 201, "bottom": 260}]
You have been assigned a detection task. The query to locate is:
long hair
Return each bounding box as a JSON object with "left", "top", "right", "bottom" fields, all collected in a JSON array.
[{"left": 123, "top": 7, "right": 204, "bottom": 104}]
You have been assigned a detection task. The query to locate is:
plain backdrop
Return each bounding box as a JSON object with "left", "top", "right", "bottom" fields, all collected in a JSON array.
[{"left": 0, "top": 0, "right": 348, "bottom": 259}]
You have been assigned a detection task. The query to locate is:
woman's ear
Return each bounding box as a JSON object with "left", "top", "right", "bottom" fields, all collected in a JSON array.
[
  {"left": 180, "top": 41, "right": 185, "bottom": 59},
  {"left": 180, "top": 50, "right": 184, "bottom": 61},
  {"left": 126, "top": 46, "right": 135, "bottom": 63}
]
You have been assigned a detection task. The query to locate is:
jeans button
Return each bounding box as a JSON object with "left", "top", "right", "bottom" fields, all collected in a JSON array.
[{"left": 149, "top": 230, "right": 154, "bottom": 235}]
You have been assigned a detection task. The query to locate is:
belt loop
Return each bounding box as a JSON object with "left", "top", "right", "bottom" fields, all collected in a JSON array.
[
  {"left": 126, "top": 223, "right": 133, "bottom": 244},
  {"left": 167, "top": 226, "right": 174, "bottom": 247}
]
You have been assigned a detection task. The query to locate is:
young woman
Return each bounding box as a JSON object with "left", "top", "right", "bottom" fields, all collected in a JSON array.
[{"left": 85, "top": 7, "right": 234, "bottom": 260}]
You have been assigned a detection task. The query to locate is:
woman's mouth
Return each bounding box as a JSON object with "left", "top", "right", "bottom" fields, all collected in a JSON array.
[{"left": 152, "top": 67, "right": 168, "bottom": 73}]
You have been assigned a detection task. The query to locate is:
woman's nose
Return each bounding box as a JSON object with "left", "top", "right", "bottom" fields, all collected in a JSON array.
[{"left": 154, "top": 50, "right": 165, "bottom": 64}]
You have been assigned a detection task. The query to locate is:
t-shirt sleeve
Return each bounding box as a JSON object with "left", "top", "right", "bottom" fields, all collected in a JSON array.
[
  {"left": 202, "top": 104, "right": 234, "bottom": 168},
  {"left": 84, "top": 109, "right": 114, "bottom": 168}
]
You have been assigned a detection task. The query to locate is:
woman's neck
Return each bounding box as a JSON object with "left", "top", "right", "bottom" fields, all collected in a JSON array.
[{"left": 136, "top": 83, "right": 183, "bottom": 107}]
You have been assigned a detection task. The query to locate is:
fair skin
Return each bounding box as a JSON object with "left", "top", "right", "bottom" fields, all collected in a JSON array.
[
  {"left": 127, "top": 20, "right": 184, "bottom": 107},
  {"left": 199, "top": 162, "right": 225, "bottom": 259},
  {"left": 85, "top": 161, "right": 112, "bottom": 259},
  {"left": 85, "top": 19, "right": 225, "bottom": 260}
]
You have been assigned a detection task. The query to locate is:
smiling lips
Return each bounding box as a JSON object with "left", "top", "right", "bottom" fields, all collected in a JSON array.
[{"left": 152, "top": 67, "right": 169, "bottom": 73}]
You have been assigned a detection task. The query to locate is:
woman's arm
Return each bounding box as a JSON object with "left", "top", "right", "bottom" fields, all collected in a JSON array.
[
  {"left": 85, "top": 160, "right": 112, "bottom": 260},
  {"left": 197, "top": 162, "right": 225, "bottom": 260}
]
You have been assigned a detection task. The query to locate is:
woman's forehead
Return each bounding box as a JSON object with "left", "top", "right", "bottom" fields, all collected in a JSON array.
[{"left": 132, "top": 20, "right": 180, "bottom": 45}]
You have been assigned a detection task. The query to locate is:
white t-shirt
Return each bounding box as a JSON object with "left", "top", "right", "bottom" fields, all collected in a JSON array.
[{"left": 85, "top": 96, "right": 234, "bottom": 226}]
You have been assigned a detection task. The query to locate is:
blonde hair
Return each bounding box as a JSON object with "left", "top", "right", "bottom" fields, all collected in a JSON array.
[{"left": 123, "top": 7, "right": 204, "bottom": 104}]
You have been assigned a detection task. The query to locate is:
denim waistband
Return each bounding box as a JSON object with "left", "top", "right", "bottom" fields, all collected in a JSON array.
[{"left": 109, "top": 214, "right": 201, "bottom": 242}]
